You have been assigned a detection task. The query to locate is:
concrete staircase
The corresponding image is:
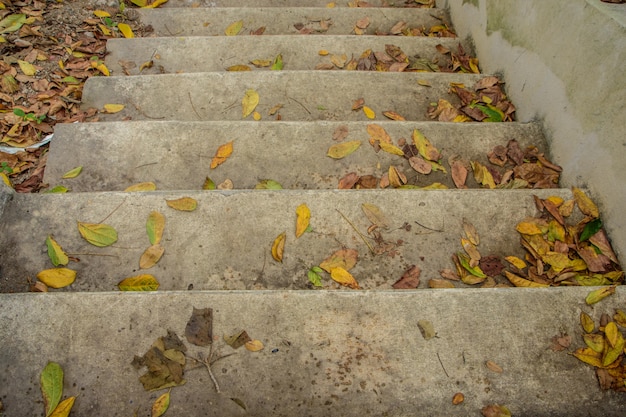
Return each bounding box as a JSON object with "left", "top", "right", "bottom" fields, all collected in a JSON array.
[{"left": 0, "top": 1, "right": 624, "bottom": 415}]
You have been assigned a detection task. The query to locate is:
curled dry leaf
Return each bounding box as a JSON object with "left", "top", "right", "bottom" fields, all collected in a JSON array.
[
  {"left": 429, "top": 278, "right": 455, "bottom": 288},
  {"left": 245, "top": 340, "right": 265, "bottom": 352},
  {"left": 210, "top": 141, "right": 234, "bottom": 169},
  {"left": 271, "top": 232, "right": 286, "bottom": 262},
  {"left": 382, "top": 111, "right": 406, "bottom": 121},
  {"left": 452, "top": 392, "right": 464, "bottom": 405},
  {"left": 295, "top": 204, "right": 311, "bottom": 238}
]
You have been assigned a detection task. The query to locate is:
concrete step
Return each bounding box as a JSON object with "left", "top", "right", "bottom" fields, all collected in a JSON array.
[
  {"left": 0, "top": 188, "right": 572, "bottom": 292},
  {"left": 134, "top": 7, "right": 449, "bottom": 37},
  {"left": 106, "top": 35, "right": 463, "bottom": 75},
  {"left": 43, "top": 121, "right": 547, "bottom": 192},
  {"left": 153, "top": 0, "right": 435, "bottom": 9},
  {"left": 81, "top": 71, "right": 482, "bottom": 122},
  {"left": 1, "top": 289, "right": 625, "bottom": 416}
]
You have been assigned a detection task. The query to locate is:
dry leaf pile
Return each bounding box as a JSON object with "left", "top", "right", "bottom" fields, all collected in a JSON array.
[
  {"left": 0, "top": 0, "right": 150, "bottom": 192},
  {"left": 437, "top": 190, "right": 623, "bottom": 289},
  {"left": 429, "top": 76, "right": 516, "bottom": 122}
]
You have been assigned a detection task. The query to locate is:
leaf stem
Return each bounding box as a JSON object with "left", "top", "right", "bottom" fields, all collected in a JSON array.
[{"left": 336, "top": 209, "right": 375, "bottom": 254}]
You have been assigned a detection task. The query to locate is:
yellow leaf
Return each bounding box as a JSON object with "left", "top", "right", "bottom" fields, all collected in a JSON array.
[
  {"left": 330, "top": 267, "right": 359, "bottom": 289},
  {"left": 505, "top": 256, "right": 527, "bottom": 270},
  {"left": 583, "top": 333, "right": 605, "bottom": 353},
  {"left": 166, "top": 197, "right": 197, "bottom": 211},
  {"left": 379, "top": 141, "right": 404, "bottom": 156},
  {"left": 516, "top": 219, "right": 545, "bottom": 235},
  {"left": 318, "top": 50, "right": 329, "bottom": 56},
  {"left": 462, "top": 219, "right": 480, "bottom": 245},
  {"left": 118, "top": 23, "right": 134, "bottom": 38},
  {"left": 412, "top": 129, "right": 440, "bottom": 161},
  {"left": 330, "top": 54, "right": 347, "bottom": 68},
  {"left": 98, "top": 24, "right": 111, "bottom": 36},
  {"left": 461, "top": 238, "right": 481, "bottom": 262},
  {"left": 96, "top": 62, "right": 110, "bottom": 76},
  {"left": 18, "top": 60, "right": 36, "bottom": 76},
  {"left": 77, "top": 222, "right": 118, "bottom": 247},
  {"left": 250, "top": 59, "right": 271, "bottom": 67},
  {"left": 471, "top": 161, "right": 496, "bottom": 189},
  {"left": 140, "top": 244, "right": 165, "bottom": 269},
  {"left": 37, "top": 268, "right": 76, "bottom": 289},
  {"left": 242, "top": 89, "right": 259, "bottom": 118},
  {"left": 417, "top": 79, "right": 431, "bottom": 87},
  {"left": 0, "top": 172, "right": 12, "bottom": 188},
  {"left": 504, "top": 271, "right": 549, "bottom": 287},
  {"left": 125, "top": 182, "right": 156, "bottom": 192},
  {"left": 605, "top": 322, "right": 620, "bottom": 348},
  {"left": 541, "top": 252, "right": 571, "bottom": 273},
  {"left": 326, "top": 140, "right": 361, "bottom": 159},
  {"left": 271, "top": 232, "right": 286, "bottom": 262},
  {"left": 295, "top": 203, "right": 310, "bottom": 238},
  {"left": 319, "top": 249, "right": 358, "bottom": 273},
  {"left": 227, "top": 65, "right": 252, "bottom": 71},
  {"left": 93, "top": 10, "right": 110, "bottom": 17},
  {"left": 61, "top": 166, "right": 82, "bottom": 179},
  {"left": 210, "top": 140, "right": 234, "bottom": 169},
  {"left": 602, "top": 338, "right": 625, "bottom": 367},
  {"left": 151, "top": 391, "right": 170, "bottom": 417},
  {"left": 49, "top": 396, "right": 76, "bottom": 417},
  {"left": 118, "top": 274, "right": 159, "bottom": 291},
  {"left": 144, "top": 0, "right": 169, "bottom": 8},
  {"left": 362, "top": 106, "right": 375, "bottom": 119},
  {"left": 573, "top": 187, "right": 599, "bottom": 218},
  {"left": 388, "top": 165, "right": 406, "bottom": 188},
  {"left": 253, "top": 111, "right": 261, "bottom": 121},
  {"left": 146, "top": 211, "right": 165, "bottom": 245},
  {"left": 46, "top": 235, "right": 69, "bottom": 267},
  {"left": 573, "top": 347, "right": 603, "bottom": 368},
  {"left": 366, "top": 123, "right": 392, "bottom": 144},
  {"left": 580, "top": 312, "right": 595, "bottom": 333},
  {"left": 546, "top": 196, "right": 564, "bottom": 207},
  {"left": 245, "top": 340, "right": 264, "bottom": 352},
  {"left": 103, "top": 104, "right": 125, "bottom": 114},
  {"left": 326, "top": 2, "right": 336, "bottom": 7},
  {"left": 614, "top": 310, "right": 626, "bottom": 328},
  {"left": 225, "top": 20, "right": 244, "bottom": 36},
  {"left": 585, "top": 285, "right": 616, "bottom": 305}
]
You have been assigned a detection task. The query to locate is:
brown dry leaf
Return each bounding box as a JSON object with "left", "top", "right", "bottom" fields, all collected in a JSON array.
[
  {"left": 505, "top": 271, "right": 549, "bottom": 287},
  {"left": 330, "top": 267, "right": 359, "bottom": 289},
  {"left": 461, "top": 238, "right": 481, "bottom": 262},
  {"left": 550, "top": 333, "right": 572, "bottom": 352},
  {"left": 392, "top": 265, "right": 420, "bottom": 289},
  {"left": 481, "top": 404, "right": 512, "bottom": 417},
  {"left": 327, "top": 140, "right": 361, "bottom": 159},
  {"left": 429, "top": 279, "right": 455, "bottom": 288},
  {"left": 320, "top": 248, "right": 358, "bottom": 273},
  {"left": 485, "top": 360, "right": 503, "bottom": 373},
  {"left": 217, "top": 179, "right": 234, "bottom": 189},
  {"left": 210, "top": 140, "right": 233, "bottom": 169},
  {"left": 352, "top": 97, "right": 365, "bottom": 110},
  {"left": 332, "top": 125, "right": 349, "bottom": 141},
  {"left": 452, "top": 393, "right": 464, "bottom": 405},
  {"left": 382, "top": 111, "right": 406, "bottom": 121},
  {"left": 224, "top": 330, "right": 251, "bottom": 349},
  {"left": 451, "top": 159, "right": 468, "bottom": 189},
  {"left": 140, "top": 244, "right": 165, "bottom": 269},
  {"left": 185, "top": 307, "right": 213, "bottom": 346},
  {"left": 408, "top": 156, "right": 432, "bottom": 174},
  {"left": 295, "top": 203, "right": 311, "bottom": 238},
  {"left": 338, "top": 172, "right": 360, "bottom": 189},
  {"left": 245, "top": 340, "right": 264, "bottom": 352},
  {"left": 366, "top": 123, "right": 392, "bottom": 144},
  {"left": 463, "top": 219, "right": 480, "bottom": 245},
  {"left": 361, "top": 203, "right": 390, "bottom": 229},
  {"left": 355, "top": 16, "right": 370, "bottom": 29},
  {"left": 271, "top": 232, "right": 286, "bottom": 262}
]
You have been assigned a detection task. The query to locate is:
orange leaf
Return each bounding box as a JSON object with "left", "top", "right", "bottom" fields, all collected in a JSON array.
[{"left": 210, "top": 141, "right": 233, "bottom": 169}]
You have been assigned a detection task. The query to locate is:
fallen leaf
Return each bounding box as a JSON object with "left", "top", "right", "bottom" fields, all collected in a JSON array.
[
  {"left": 125, "top": 182, "right": 157, "bottom": 192},
  {"left": 580, "top": 312, "right": 595, "bottom": 333},
  {"left": 338, "top": 172, "right": 360, "bottom": 189},
  {"left": 40, "top": 361, "right": 63, "bottom": 417},
  {"left": 379, "top": 141, "right": 404, "bottom": 156},
  {"left": 271, "top": 54, "right": 283, "bottom": 70},
  {"left": 295, "top": 204, "right": 311, "bottom": 238},
  {"left": 44, "top": 186, "right": 69, "bottom": 193},
  {"left": 245, "top": 340, "right": 264, "bottom": 352},
  {"left": 166, "top": 197, "right": 197, "bottom": 211},
  {"left": 140, "top": 244, "right": 165, "bottom": 269},
  {"left": 185, "top": 307, "right": 213, "bottom": 346},
  {"left": 225, "top": 20, "right": 244, "bottom": 36},
  {"left": 451, "top": 160, "right": 468, "bottom": 188},
  {"left": 271, "top": 232, "right": 286, "bottom": 262},
  {"left": 318, "top": 50, "right": 329, "bottom": 56},
  {"left": 573, "top": 187, "right": 599, "bottom": 218},
  {"left": 151, "top": 391, "right": 170, "bottom": 417},
  {"left": 118, "top": 23, "right": 134, "bottom": 38},
  {"left": 471, "top": 161, "right": 496, "bottom": 189},
  {"left": 412, "top": 129, "right": 440, "bottom": 161},
  {"left": 61, "top": 166, "right": 82, "bottom": 179},
  {"left": 485, "top": 360, "right": 503, "bottom": 373},
  {"left": 361, "top": 203, "right": 390, "bottom": 229},
  {"left": 550, "top": 333, "right": 572, "bottom": 352},
  {"left": 366, "top": 123, "right": 392, "bottom": 144},
  {"left": 218, "top": 179, "right": 233, "bottom": 190},
  {"left": 250, "top": 59, "right": 271, "bottom": 67},
  {"left": 146, "top": 211, "right": 165, "bottom": 245},
  {"left": 308, "top": 266, "right": 323, "bottom": 287},
  {"left": 388, "top": 165, "right": 406, "bottom": 188},
  {"left": 504, "top": 256, "right": 526, "bottom": 270},
  {"left": 463, "top": 219, "right": 480, "bottom": 245},
  {"left": 210, "top": 141, "right": 234, "bottom": 169},
  {"left": 330, "top": 267, "right": 359, "bottom": 289},
  {"left": 408, "top": 156, "right": 432, "bottom": 175},
  {"left": 363, "top": 106, "right": 375, "bottom": 119},
  {"left": 573, "top": 347, "right": 603, "bottom": 368},
  {"left": 452, "top": 393, "right": 464, "bottom": 405},
  {"left": 103, "top": 104, "right": 125, "bottom": 113},
  {"left": 417, "top": 79, "right": 432, "bottom": 87},
  {"left": 586, "top": 286, "right": 616, "bottom": 305},
  {"left": 118, "top": 274, "right": 160, "bottom": 291},
  {"left": 227, "top": 65, "right": 251, "bottom": 71},
  {"left": 392, "top": 265, "right": 421, "bottom": 289},
  {"left": 481, "top": 404, "right": 512, "bottom": 417},
  {"left": 428, "top": 279, "right": 455, "bottom": 288},
  {"left": 93, "top": 10, "right": 111, "bottom": 17},
  {"left": 203, "top": 177, "right": 216, "bottom": 190},
  {"left": 46, "top": 235, "right": 69, "bottom": 267},
  {"left": 253, "top": 111, "right": 261, "bottom": 120},
  {"left": 327, "top": 140, "right": 361, "bottom": 159},
  {"left": 614, "top": 310, "right": 626, "bottom": 328},
  {"left": 382, "top": 110, "right": 406, "bottom": 121},
  {"left": 231, "top": 398, "right": 247, "bottom": 410},
  {"left": 18, "top": 60, "right": 36, "bottom": 76},
  {"left": 417, "top": 320, "right": 436, "bottom": 340},
  {"left": 49, "top": 397, "right": 75, "bottom": 417},
  {"left": 77, "top": 222, "right": 118, "bottom": 247},
  {"left": 224, "top": 330, "right": 251, "bottom": 349},
  {"left": 242, "top": 89, "right": 259, "bottom": 118},
  {"left": 504, "top": 271, "right": 548, "bottom": 287},
  {"left": 331, "top": 54, "right": 347, "bottom": 68},
  {"left": 255, "top": 179, "right": 283, "bottom": 189}
]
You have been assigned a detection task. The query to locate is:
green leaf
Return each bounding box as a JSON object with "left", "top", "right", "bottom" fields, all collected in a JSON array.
[
  {"left": 0, "top": 14, "right": 26, "bottom": 34},
  {"left": 40, "top": 362, "right": 63, "bottom": 417},
  {"left": 61, "top": 76, "right": 80, "bottom": 84},
  {"left": 457, "top": 252, "right": 486, "bottom": 278},
  {"left": 203, "top": 177, "right": 216, "bottom": 190},
  {"left": 44, "top": 186, "right": 69, "bottom": 193},
  {"left": 77, "top": 222, "right": 118, "bottom": 247},
  {"left": 271, "top": 54, "right": 283, "bottom": 70},
  {"left": 308, "top": 268, "right": 323, "bottom": 287},
  {"left": 474, "top": 103, "right": 504, "bottom": 122},
  {"left": 580, "top": 219, "right": 602, "bottom": 242},
  {"left": 13, "top": 108, "right": 25, "bottom": 117},
  {"left": 118, "top": 274, "right": 160, "bottom": 291},
  {"left": 255, "top": 179, "right": 283, "bottom": 190},
  {"left": 61, "top": 166, "right": 82, "bottom": 179},
  {"left": 46, "top": 235, "right": 69, "bottom": 267},
  {"left": 146, "top": 211, "right": 165, "bottom": 245}
]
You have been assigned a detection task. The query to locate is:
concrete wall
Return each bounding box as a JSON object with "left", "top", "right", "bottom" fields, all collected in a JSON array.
[{"left": 441, "top": 0, "right": 626, "bottom": 261}]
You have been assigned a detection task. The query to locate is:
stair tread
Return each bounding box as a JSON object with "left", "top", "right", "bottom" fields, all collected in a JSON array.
[
  {"left": 43, "top": 120, "right": 547, "bottom": 191},
  {"left": 1, "top": 289, "right": 625, "bottom": 415}
]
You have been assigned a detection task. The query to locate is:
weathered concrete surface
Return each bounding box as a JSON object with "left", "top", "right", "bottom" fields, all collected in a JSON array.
[
  {"left": 157, "top": 0, "right": 418, "bottom": 8},
  {"left": 81, "top": 71, "right": 482, "bottom": 122},
  {"left": 0, "top": 189, "right": 574, "bottom": 292},
  {"left": 134, "top": 7, "right": 449, "bottom": 37},
  {"left": 43, "top": 121, "right": 547, "bottom": 191},
  {"left": 0, "top": 181, "right": 13, "bottom": 220},
  {"left": 1, "top": 289, "right": 625, "bottom": 416},
  {"left": 443, "top": 0, "right": 626, "bottom": 262},
  {"left": 106, "top": 35, "right": 461, "bottom": 75}
]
